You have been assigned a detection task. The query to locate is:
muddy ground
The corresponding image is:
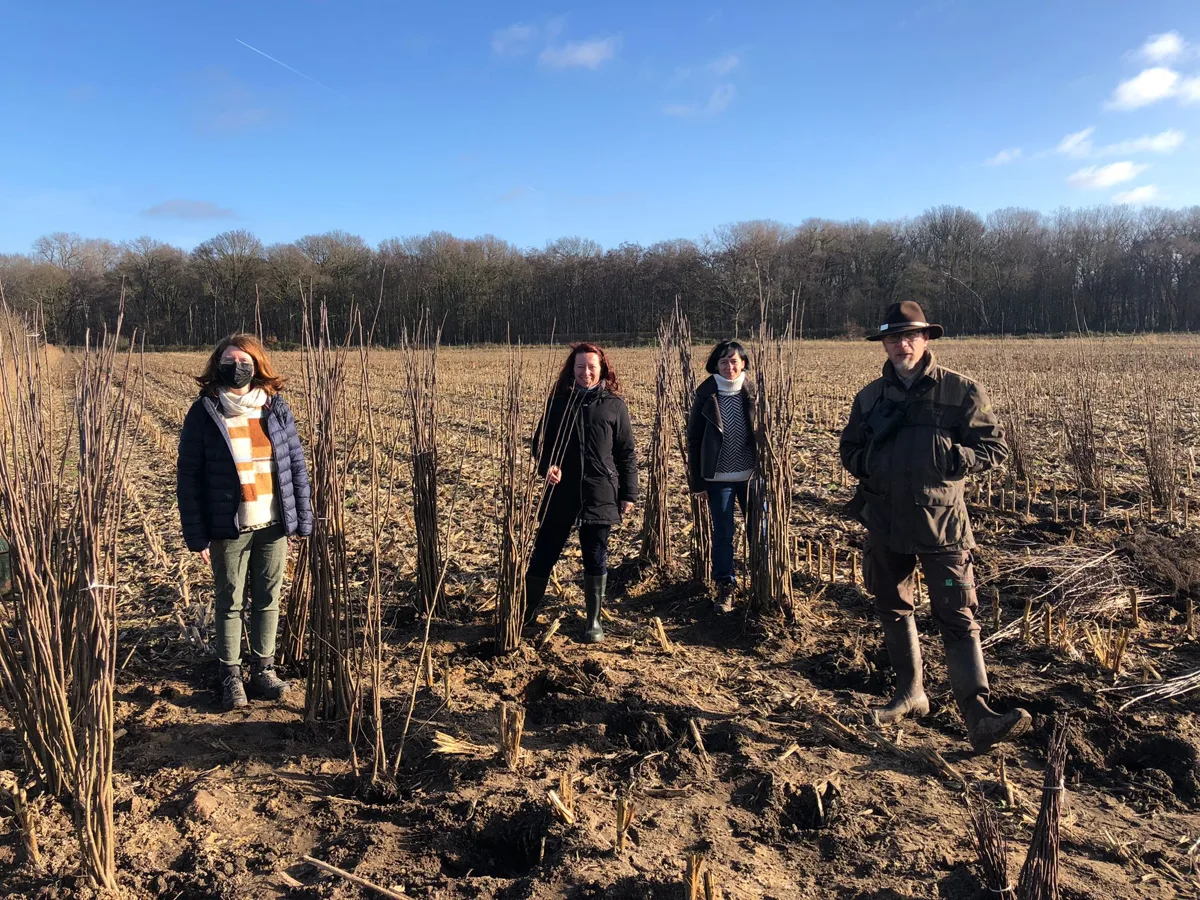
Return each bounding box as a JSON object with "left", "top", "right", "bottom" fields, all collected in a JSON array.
[{"left": 2, "top": 341, "right": 1200, "bottom": 898}]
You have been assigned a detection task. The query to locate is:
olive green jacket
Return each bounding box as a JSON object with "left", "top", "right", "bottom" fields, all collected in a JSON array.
[{"left": 839, "top": 352, "right": 1007, "bottom": 554}]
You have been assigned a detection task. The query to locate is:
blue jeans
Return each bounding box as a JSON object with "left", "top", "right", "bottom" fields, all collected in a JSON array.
[{"left": 706, "top": 481, "right": 748, "bottom": 585}]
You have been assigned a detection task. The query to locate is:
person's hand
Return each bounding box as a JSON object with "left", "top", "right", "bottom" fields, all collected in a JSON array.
[
  {"left": 620, "top": 501, "right": 634, "bottom": 517},
  {"left": 692, "top": 489, "right": 707, "bottom": 497},
  {"left": 546, "top": 465, "right": 562, "bottom": 485},
  {"left": 196, "top": 548, "right": 211, "bottom": 565}
]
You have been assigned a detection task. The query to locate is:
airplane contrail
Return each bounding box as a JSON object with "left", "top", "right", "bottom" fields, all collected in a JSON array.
[{"left": 235, "top": 38, "right": 333, "bottom": 91}]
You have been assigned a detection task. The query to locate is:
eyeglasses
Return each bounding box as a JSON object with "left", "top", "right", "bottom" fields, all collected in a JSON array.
[{"left": 882, "top": 331, "right": 927, "bottom": 346}]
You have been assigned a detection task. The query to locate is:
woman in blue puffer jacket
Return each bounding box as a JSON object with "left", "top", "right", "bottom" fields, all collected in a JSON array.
[{"left": 177, "top": 334, "right": 312, "bottom": 710}]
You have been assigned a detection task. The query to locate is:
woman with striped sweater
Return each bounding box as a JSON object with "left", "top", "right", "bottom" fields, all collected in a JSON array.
[
  {"left": 177, "top": 335, "right": 312, "bottom": 710},
  {"left": 687, "top": 341, "right": 758, "bottom": 613}
]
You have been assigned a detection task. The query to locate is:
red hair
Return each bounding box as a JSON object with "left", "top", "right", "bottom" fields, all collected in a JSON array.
[
  {"left": 553, "top": 342, "right": 620, "bottom": 395},
  {"left": 195, "top": 333, "right": 286, "bottom": 396}
]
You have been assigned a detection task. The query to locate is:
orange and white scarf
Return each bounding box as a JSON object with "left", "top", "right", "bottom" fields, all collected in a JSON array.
[{"left": 217, "top": 388, "right": 280, "bottom": 530}]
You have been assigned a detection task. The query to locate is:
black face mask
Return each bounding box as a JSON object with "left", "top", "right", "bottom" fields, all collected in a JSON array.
[{"left": 217, "top": 360, "right": 255, "bottom": 389}]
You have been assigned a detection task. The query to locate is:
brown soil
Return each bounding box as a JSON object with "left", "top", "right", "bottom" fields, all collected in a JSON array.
[{"left": 2, "top": 343, "right": 1200, "bottom": 898}]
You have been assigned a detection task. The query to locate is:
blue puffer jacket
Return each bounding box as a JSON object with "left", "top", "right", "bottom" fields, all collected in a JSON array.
[{"left": 176, "top": 392, "right": 313, "bottom": 552}]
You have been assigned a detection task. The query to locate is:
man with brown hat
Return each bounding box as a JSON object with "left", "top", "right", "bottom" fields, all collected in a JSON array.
[{"left": 839, "top": 301, "right": 1030, "bottom": 752}]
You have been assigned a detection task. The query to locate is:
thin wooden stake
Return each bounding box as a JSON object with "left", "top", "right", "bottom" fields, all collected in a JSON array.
[
  {"left": 422, "top": 645, "right": 435, "bottom": 690},
  {"left": 302, "top": 855, "right": 407, "bottom": 900}
]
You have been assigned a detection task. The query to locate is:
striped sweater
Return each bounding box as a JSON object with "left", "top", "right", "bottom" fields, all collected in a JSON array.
[{"left": 712, "top": 389, "right": 755, "bottom": 481}]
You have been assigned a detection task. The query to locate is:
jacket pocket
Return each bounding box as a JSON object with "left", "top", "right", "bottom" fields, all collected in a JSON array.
[
  {"left": 914, "top": 500, "right": 967, "bottom": 547},
  {"left": 916, "top": 483, "right": 959, "bottom": 507},
  {"left": 857, "top": 484, "right": 889, "bottom": 533},
  {"left": 932, "top": 430, "right": 955, "bottom": 479}
]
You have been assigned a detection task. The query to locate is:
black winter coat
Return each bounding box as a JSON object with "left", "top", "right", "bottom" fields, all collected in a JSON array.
[
  {"left": 177, "top": 393, "right": 313, "bottom": 552},
  {"left": 534, "top": 387, "right": 638, "bottom": 525},
  {"left": 686, "top": 376, "right": 758, "bottom": 492}
]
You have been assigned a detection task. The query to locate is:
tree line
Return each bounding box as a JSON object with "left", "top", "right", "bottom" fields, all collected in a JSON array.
[{"left": 2, "top": 204, "right": 1199, "bottom": 347}]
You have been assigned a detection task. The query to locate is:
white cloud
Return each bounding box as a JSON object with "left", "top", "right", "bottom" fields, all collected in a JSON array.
[
  {"left": 1141, "top": 32, "right": 1185, "bottom": 63},
  {"left": 1056, "top": 126, "right": 1095, "bottom": 157},
  {"left": 492, "top": 24, "right": 536, "bottom": 56},
  {"left": 1107, "top": 67, "right": 1181, "bottom": 109},
  {"left": 142, "top": 199, "right": 235, "bottom": 219},
  {"left": 1181, "top": 77, "right": 1200, "bottom": 103},
  {"left": 1112, "top": 184, "right": 1160, "bottom": 204},
  {"left": 539, "top": 36, "right": 620, "bottom": 69},
  {"left": 665, "top": 83, "right": 736, "bottom": 117},
  {"left": 984, "top": 147, "right": 1022, "bottom": 165},
  {"left": 1067, "top": 161, "right": 1149, "bottom": 189},
  {"left": 1102, "top": 128, "right": 1185, "bottom": 155},
  {"left": 707, "top": 83, "right": 735, "bottom": 113},
  {"left": 708, "top": 53, "right": 740, "bottom": 75},
  {"left": 1056, "top": 126, "right": 1185, "bottom": 158}
]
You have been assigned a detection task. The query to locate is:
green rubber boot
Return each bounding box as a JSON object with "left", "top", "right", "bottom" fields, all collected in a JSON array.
[{"left": 582, "top": 573, "right": 606, "bottom": 644}]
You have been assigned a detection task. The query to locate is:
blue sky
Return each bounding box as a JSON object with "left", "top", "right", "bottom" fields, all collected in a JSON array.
[{"left": 2, "top": 1, "right": 1199, "bottom": 252}]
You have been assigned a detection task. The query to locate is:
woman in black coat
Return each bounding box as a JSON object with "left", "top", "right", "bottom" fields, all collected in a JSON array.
[
  {"left": 177, "top": 334, "right": 312, "bottom": 710},
  {"left": 525, "top": 342, "right": 638, "bottom": 643},
  {"left": 687, "top": 340, "right": 757, "bottom": 612}
]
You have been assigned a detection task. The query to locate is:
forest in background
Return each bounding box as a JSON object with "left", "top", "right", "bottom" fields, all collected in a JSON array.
[{"left": 2, "top": 203, "right": 1199, "bottom": 346}]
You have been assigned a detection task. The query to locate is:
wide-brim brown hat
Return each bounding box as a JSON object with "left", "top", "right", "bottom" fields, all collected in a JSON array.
[{"left": 867, "top": 301, "right": 944, "bottom": 341}]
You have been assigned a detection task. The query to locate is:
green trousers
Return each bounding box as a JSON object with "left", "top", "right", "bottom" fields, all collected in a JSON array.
[{"left": 210, "top": 522, "right": 287, "bottom": 667}]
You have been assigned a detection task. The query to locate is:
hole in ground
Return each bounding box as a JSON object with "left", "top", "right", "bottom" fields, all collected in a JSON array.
[{"left": 440, "top": 801, "right": 556, "bottom": 878}]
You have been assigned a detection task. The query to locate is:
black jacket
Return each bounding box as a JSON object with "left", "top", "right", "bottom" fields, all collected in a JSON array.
[
  {"left": 534, "top": 387, "right": 638, "bottom": 525},
  {"left": 686, "top": 376, "right": 758, "bottom": 492},
  {"left": 177, "top": 393, "right": 313, "bottom": 552}
]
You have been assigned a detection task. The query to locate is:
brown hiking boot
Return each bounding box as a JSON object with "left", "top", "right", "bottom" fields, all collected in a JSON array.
[
  {"left": 248, "top": 656, "right": 288, "bottom": 701},
  {"left": 715, "top": 582, "right": 736, "bottom": 614},
  {"left": 220, "top": 664, "right": 248, "bottom": 710}
]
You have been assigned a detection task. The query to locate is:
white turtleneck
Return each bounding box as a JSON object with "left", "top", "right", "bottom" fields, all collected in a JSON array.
[{"left": 714, "top": 372, "right": 745, "bottom": 395}]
